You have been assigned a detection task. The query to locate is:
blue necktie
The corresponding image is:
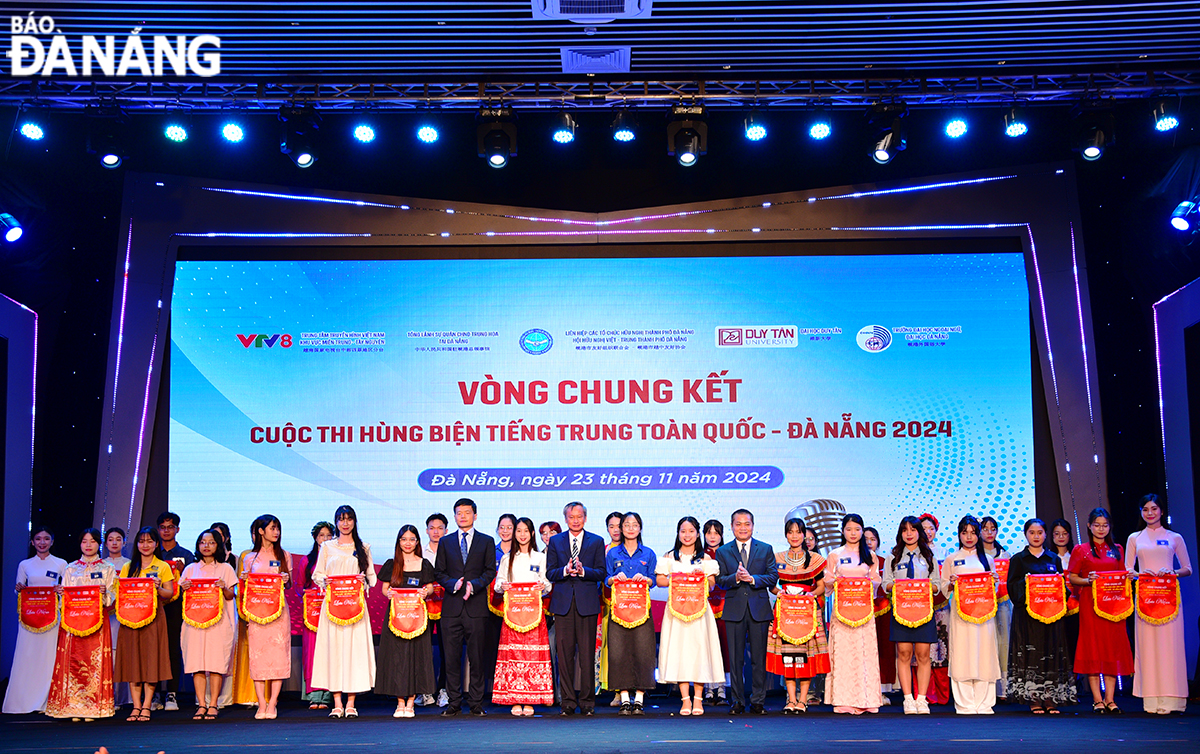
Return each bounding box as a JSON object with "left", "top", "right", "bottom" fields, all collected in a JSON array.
[
  {"left": 460, "top": 531, "right": 469, "bottom": 563},
  {"left": 906, "top": 552, "right": 915, "bottom": 580}
]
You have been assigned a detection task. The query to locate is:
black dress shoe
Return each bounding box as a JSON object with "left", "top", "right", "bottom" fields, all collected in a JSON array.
[
  {"left": 749, "top": 703, "right": 765, "bottom": 715},
  {"left": 582, "top": 709, "right": 594, "bottom": 716},
  {"left": 631, "top": 701, "right": 645, "bottom": 716},
  {"left": 559, "top": 707, "right": 575, "bottom": 716},
  {"left": 729, "top": 703, "right": 745, "bottom": 715},
  {"left": 441, "top": 707, "right": 461, "bottom": 716},
  {"left": 618, "top": 702, "right": 632, "bottom": 716},
  {"left": 470, "top": 708, "right": 486, "bottom": 716}
]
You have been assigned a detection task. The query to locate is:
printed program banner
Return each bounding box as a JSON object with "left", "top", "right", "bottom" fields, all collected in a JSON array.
[{"left": 169, "top": 251, "right": 1034, "bottom": 555}]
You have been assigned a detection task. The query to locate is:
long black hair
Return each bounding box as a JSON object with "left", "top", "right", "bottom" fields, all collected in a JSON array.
[
  {"left": 305, "top": 521, "right": 335, "bottom": 589},
  {"left": 1049, "top": 518, "right": 1075, "bottom": 556},
  {"left": 1086, "top": 507, "right": 1118, "bottom": 559},
  {"left": 335, "top": 505, "right": 370, "bottom": 573},
  {"left": 784, "top": 518, "right": 812, "bottom": 569},
  {"left": 957, "top": 515, "right": 991, "bottom": 571},
  {"left": 839, "top": 513, "right": 874, "bottom": 567},
  {"left": 670, "top": 516, "right": 705, "bottom": 564},
  {"left": 390, "top": 525, "right": 422, "bottom": 589},
  {"left": 507, "top": 517, "right": 540, "bottom": 582},
  {"left": 127, "top": 526, "right": 162, "bottom": 578},
  {"left": 891, "top": 516, "right": 935, "bottom": 573},
  {"left": 194, "top": 528, "right": 229, "bottom": 565},
  {"left": 250, "top": 514, "right": 291, "bottom": 575},
  {"left": 1138, "top": 494, "right": 1167, "bottom": 529},
  {"left": 980, "top": 516, "right": 1008, "bottom": 556}
]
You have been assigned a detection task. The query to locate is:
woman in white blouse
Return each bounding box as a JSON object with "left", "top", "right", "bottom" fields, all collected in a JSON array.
[
  {"left": 882, "top": 516, "right": 942, "bottom": 714},
  {"left": 940, "top": 515, "right": 1001, "bottom": 715}
]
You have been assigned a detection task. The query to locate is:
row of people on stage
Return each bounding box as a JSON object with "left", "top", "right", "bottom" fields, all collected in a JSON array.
[{"left": 4, "top": 494, "right": 1190, "bottom": 720}]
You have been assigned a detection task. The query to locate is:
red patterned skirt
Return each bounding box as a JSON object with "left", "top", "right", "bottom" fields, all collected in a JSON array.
[
  {"left": 46, "top": 625, "right": 115, "bottom": 719},
  {"left": 492, "top": 618, "right": 555, "bottom": 705}
]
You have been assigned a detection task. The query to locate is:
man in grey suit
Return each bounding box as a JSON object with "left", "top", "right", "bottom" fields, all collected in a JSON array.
[{"left": 715, "top": 509, "right": 778, "bottom": 714}]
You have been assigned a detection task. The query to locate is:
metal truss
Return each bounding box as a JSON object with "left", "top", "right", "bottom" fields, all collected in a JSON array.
[{"left": 3, "top": 71, "right": 1197, "bottom": 112}]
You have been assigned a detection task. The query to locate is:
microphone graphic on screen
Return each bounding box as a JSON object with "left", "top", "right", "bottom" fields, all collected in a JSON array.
[{"left": 784, "top": 499, "right": 847, "bottom": 556}]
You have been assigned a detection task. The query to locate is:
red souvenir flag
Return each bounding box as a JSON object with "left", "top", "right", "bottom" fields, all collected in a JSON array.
[
  {"left": 116, "top": 577, "right": 158, "bottom": 629},
  {"left": 302, "top": 588, "right": 323, "bottom": 631},
  {"left": 325, "top": 574, "right": 366, "bottom": 625},
  {"left": 182, "top": 579, "right": 224, "bottom": 629},
  {"left": 891, "top": 579, "right": 934, "bottom": 628},
  {"left": 388, "top": 589, "right": 428, "bottom": 638},
  {"left": 994, "top": 558, "right": 1011, "bottom": 602},
  {"left": 954, "top": 572, "right": 998, "bottom": 624},
  {"left": 502, "top": 582, "right": 543, "bottom": 632},
  {"left": 1135, "top": 574, "right": 1180, "bottom": 625},
  {"left": 833, "top": 577, "right": 874, "bottom": 627},
  {"left": 487, "top": 578, "right": 505, "bottom": 618},
  {"left": 426, "top": 584, "right": 444, "bottom": 620},
  {"left": 667, "top": 571, "right": 708, "bottom": 623},
  {"left": 708, "top": 586, "right": 726, "bottom": 619},
  {"left": 1025, "top": 573, "right": 1067, "bottom": 624},
  {"left": 18, "top": 586, "right": 58, "bottom": 633},
  {"left": 774, "top": 592, "right": 818, "bottom": 644},
  {"left": 609, "top": 578, "right": 651, "bottom": 629},
  {"left": 1092, "top": 571, "right": 1133, "bottom": 622},
  {"left": 62, "top": 585, "right": 105, "bottom": 637},
  {"left": 241, "top": 573, "right": 285, "bottom": 624}
]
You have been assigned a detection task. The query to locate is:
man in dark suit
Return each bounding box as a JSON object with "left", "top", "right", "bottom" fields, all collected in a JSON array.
[
  {"left": 715, "top": 508, "right": 778, "bottom": 714},
  {"left": 545, "top": 501, "right": 606, "bottom": 715},
  {"left": 433, "top": 498, "right": 497, "bottom": 716}
]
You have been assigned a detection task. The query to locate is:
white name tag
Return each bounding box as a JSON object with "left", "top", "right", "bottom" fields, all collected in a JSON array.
[{"left": 406, "top": 577, "right": 420, "bottom": 586}]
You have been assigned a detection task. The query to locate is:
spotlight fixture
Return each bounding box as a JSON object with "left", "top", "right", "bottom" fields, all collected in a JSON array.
[
  {"left": 944, "top": 115, "right": 968, "bottom": 139},
  {"left": 353, "top": 124, "right": 376, "bottom": 143},
  {"left": 552, "top": 112, "right": 576, "bottom": 144},
  {"left": 164, "top": 123, "right": 188, "bottom": 143},
  {"left": 744, "top": 111, "right": 767, "bottom": 141},
  {"left": 18, "top": 121, "right": 44, "bottom": 140},
  {"left": 221, "top": 122, "right": 245, "bottom": 143},
  {"left": 1071, "top": 103, "right": 1114, "bottom": 161},
  {"left": 1152, "top": 98, "right": 1180, "bottom": 132},
  {"left": 808, "top": 109, "right": 832, "bottom": 140},
  {"left": 611, "top": 110, "right": 635, "bottom": 142},
  {"left": 866, "top": 102, "right": 907, "bottom": 164},
  {"left": 85, "top": 106, "right": 127, "bottom": 169},
  {"left": 1003, "top": 106, "right": 1028, "bottom": 137},
  {"left": 417, "top": 124, "right": 439, "bottom": 143},
  {"left": 1169, "top": 199, "right": 1198, "bottom": 232},
  {"left": 477, "top": 106, "right": 517, "bottom": 168},
  {"left": 0, "top": 213, "right": 22, "bottom": 243},
  {"left": 279, "top": 105, "right": 321, "bottom": 168},
  {"left": 666, "top": 104, "right": 707, "bottom": 167}
]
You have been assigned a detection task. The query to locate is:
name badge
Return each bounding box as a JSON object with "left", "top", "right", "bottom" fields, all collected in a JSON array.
[
  {"left": 91, "top": 572, "right": 104, "bottom": 579},
  {"left": 1157, "top": 540, "right": 1169, "bottom": 546},
  {"left": 46, "top": 570, "right": 59, "bottom": 578},
  {"left": 616, "top": 561, "right": 623, "bottom": 568},
  {"left": 269, "top": 560, "right": 281, "bottom": 567},
  {"left": 954, "top": 559, "right": 966, "bottom": 566},
  {"left": 777, "top": 562, "right": 787, "bottom": 570},
  {"left": 406, "top": 577, "right": 420, "bottom": 586},
  {"left": 530, "top": 565, "right": 541, "bottom": 574},
  {"left": 839, "top": 557, "right": 851, "bottom": 564},
  {"left": 1047, "top": 564, "right": 1056, "bottom": 572}
]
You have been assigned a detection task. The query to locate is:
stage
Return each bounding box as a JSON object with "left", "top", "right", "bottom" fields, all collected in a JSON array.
[{"left": 2, "top": 697, "right": 1194, "bottom": 754}]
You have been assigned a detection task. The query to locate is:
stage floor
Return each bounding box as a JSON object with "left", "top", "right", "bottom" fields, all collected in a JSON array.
[{"left": 2, "top": 697, "right": 1196, "bottom": 754}]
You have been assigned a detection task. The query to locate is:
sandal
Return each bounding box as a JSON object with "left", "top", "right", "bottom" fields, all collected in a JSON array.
[
  {"left": 796, "top": 701, "right": 808, "bottom": 713},
  {"left": 204, "top": 706, "right": 218, "bottom": 720},
  {"left": 126, "top": 706, "right": 144, "bottom": 722},
  {"left": 511, "top": 705, "right": 523, "bottom": 716},
  {"left": 782, "top": 701, "right": 797, "bottom": 716},
  {"left": 522, "top": 706, "right": 534, "bottom": 717},
  {"left": 136, "top": 708, "right": 151, "bottom": 722},
  {"left": 345, "top": 706, "right": 358, "bottom": 718},
  {"left": 680, "top": 697, "right": 692, "bottom": 716},
  {"left": 1092, "top": 702, "right": 1107, "bottom": 714},
  {"left": 1031, "top": 706, "right": 1045, "bottom": 714},
  {"left": 692, "top": 698, "right": 704, "bottom": 716},
  {"left": 1105, "top": 702, "right": 1122, "bottom": 714},
  {"left": 193, "top": 707, "right": 207, "bottom": 720},
  {"left": 309, "top": 703, "right": 321, "bottom": 710},
  {"left": 1046, "top": 706, "right": 1060, "bottom": 714},
  {"left": 329, "top": 707, "right": 344, "bottom": 718}
]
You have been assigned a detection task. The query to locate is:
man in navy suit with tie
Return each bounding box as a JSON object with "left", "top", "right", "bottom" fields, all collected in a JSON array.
[
  {"left": 433, "top": 498, "right": 497, "bottom": 716},
  {"left": 546, "top": 501, "right": 606, "bottom": 716},
  {"left": 715, "top": 508, "right": 778, "bottom": 714}
]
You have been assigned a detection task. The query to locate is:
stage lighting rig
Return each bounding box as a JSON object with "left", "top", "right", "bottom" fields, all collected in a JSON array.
[
  {"left": 611, "top": 110, "right": 635, "bottom": 142},
  {"left": 1071, "top": 103, "right": 1114, "bottom": 161},
  {"left": 1152, "top": 98, "right": 1180, "bottom": 132},
  {"left": 85, "top": 106, "right": 128, "bottom": 169},
  {"left": 1170, "top": 199, "right": 1198, "bottom": 232},
  {"left": 279, "top": 105, "right": 321, "bottom": 168},
  {"left": 477, "top": 106, "right": 517, "bottom": 168},
  {"left": 0, "top": 213, "right": 23, "bottom": 242},
  {"left": 866, "top": 102, "right": 906, "bottom": 164},
  {"left": 666, "top": 104, "right": 707, "bottom": 167}
]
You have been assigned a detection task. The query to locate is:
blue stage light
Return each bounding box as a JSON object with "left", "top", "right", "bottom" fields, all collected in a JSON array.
[
  {"left": 809, "top": 121, "right": 831, "bottom": 140},
  {"left": 1152, "top": 99, "right": 1180, "bottom": 132},
  {"left": 611, "top": 110, "right": 635, "bottom": 142},
  {"left": 1004, "top": 107, "right": 1028, "bottom": 137},
  {"left": 417, "top": 125, "right": 439, "bottom": 143},
  {"left": 0, "top": 213, "right": 22, "bottom": 242},
  {"left": 165, "top": 124, "right": 188, "bottom": 142},
  {"left": 945, "top": 118, "right": 968, "bottom": 138},
  {"left": 552, "top": 113, "right": 576, "bottom": 144},
  {"left": 1170, "top": 200, "right": 1197, "bottom": 231},
  {"left": 221, "top": 123, "right": 244, "bottom": 142},
  {"left": 19, "top": 122, "right": 43, "bottom": 140},
  {"left": 353, "top": 124, "right": 375, "bottom": 143},
  {"left": 744, "top": 112, "right": 766, "bottom": 141}
]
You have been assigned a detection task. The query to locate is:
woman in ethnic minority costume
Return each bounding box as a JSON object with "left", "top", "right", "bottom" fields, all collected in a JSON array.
[
  {"left": 941, "top": 516, "right": 1001, "bottom": 715},
  {"left": 114, "top": 527, "right": 176, "bottom": 721},
  {"left": 606, "top": 512, "right": 658, "bottom": 715},
  {"left": 823, "top": 513, "right": 882, "bottom": 714},
  {"left": 1007, "top": 518, "right": 1076, "bottom": 713},
  {"left": 767, "top": 518, "right": 829, "bottom": 714},
  {"left": 298, "top": 522, "right": 336, "bottom": 710},
  {"left": 1068, "top": 508, "right": 1133, "bottom": 714},
  {"left": 1125, "top": 494, "right": 1192, "bottom": 714},
  {"left": 46, "top": 528, "right": 117, "bottom": 720},
  {"left": 3, "top": 526, "right": 68, "bottom": 715},
  {"left": 882, "top": 517, "right": 941, "bottom": 714},
  {"left": 178, "top": 529, "right": 238, "bottom": 720},
  {"left": 656, "top": 516, "right": 723, "bottom": 716},
  {"left": 492, "top": 518, "right": 554, "bottom": 715},
  {"left": 376, "top": 525, "right": 437, "bottom": 718}
]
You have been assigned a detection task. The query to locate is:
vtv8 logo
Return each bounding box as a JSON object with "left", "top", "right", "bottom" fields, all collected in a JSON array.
[{"left": 237, "top": 334, "right": 292, "bottom": 349}]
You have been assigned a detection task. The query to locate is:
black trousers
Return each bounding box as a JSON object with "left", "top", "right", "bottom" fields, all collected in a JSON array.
[
  {"left": 554, "top": 600, "right": 598, "bottom": 712},
  {"left": 725, "top": 612, "right": 769, "bottom": 706},
  {"left": 162, "top": 600, "right": 184, "bottom": 694},
  {"left": 431, "top": 619, "right": 446, "bottom": 691},
  {"left": 442, "top": 612, "right": 486, "bottom": 710}
]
